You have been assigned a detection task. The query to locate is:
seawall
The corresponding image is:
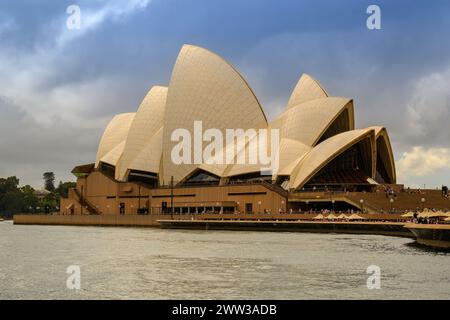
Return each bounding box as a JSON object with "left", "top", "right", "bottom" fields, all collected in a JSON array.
[
  {"left": 13, "top": 214, "right": 412, "bottom": 237},
  {"left": 13, "top": 214, "right": 163, "bottom": 227},
  {"left": 158, "top": 219, "right": 412, "bottom": 237},
  {"left": 405, "top": 223, "right": 450, "bottom": 249}
]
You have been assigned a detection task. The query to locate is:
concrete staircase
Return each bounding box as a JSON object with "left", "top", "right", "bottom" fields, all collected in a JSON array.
[{"left": 72, "top": 188, "right": 100, "bottom": 215}]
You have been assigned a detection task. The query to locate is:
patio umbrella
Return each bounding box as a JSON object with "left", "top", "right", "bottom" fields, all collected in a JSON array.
[
  {"left": 327, "top": 213, "right": 338, "bottom": 220},
  {"left": 427, "top": 211, "right": 448, "bottom": 218},
  {"left": 418, "top": 211, "right": 430, "bottom": 218},
  {"left": 348, "top": 214, "right": 367, "bottom": 220},
  {"left": 401, "top": 211, "right": 415, "bottom": 218}
]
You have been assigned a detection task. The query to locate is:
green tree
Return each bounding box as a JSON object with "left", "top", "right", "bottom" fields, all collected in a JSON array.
[
  {"left": 0, "top": 176, "right": 19, "bottom": 193},
  {"left": 40, "top": 192, "right": 58, "bottom": 212},
  {"left": 55, "top": 181, "right": 76, "bottom": 198},
  {"left": 43, "top": 172, "right": 55, "bottom": 192},
  {"left": 0, "top": 176, "right": 22, "bottom": 218},
  {"left": 20, "top": 185, "right": 39, "bottom": 213},
  {"left": 0, "top": 174, "right": 76, "bottom": 217}
]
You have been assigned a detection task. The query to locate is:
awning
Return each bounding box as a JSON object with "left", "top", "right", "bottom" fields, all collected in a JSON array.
[{"left": 71, "top": 163, "right": 95, "bottom": 178}]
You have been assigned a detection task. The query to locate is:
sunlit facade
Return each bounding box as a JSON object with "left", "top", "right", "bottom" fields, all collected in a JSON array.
[{"left": 61, "top": 44, "right": 397, "bottom": 215}]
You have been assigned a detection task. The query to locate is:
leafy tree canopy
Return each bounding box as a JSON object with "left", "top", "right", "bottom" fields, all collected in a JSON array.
[
  {"left": 0, "top": 174, "right": 75, "bottom": 218},
  {"left": 43, "top": 172, "right": 56, "bottom": 192}
]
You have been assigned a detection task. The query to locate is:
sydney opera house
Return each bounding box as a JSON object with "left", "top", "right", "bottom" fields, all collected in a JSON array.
[{"left": 61, "top": 44, "right": 399, "bottom": 216}]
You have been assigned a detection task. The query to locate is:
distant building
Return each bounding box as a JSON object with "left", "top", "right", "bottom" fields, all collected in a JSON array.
[{"left": 34, "top": 189, "right": 51, "bottom": 200}]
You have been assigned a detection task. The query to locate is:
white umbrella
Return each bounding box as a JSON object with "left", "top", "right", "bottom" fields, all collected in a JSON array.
[
  {"left": 427, "top": 211, "right": 448, "bottom": 218},
  {"left": 348, "top": 214, "right": 367, "bottom": 220},
  {"left": 401, "top": 211, "right": 415, "bottom": 218},
  {"left": 418, "top": 211, "right": 430, "bottom": 218},
  {"left": 327, "top": 213, "right": 338, "bottom": 220}
]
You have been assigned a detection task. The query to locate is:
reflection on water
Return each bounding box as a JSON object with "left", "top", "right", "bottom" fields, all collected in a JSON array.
[{"left": 0, "top": 221, "right": 449, "bottom": 299}]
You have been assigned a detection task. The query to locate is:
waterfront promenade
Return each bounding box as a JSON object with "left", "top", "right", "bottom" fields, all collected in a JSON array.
[
  {"left": 158, "top": 219, "right": 411, "bottom": 237},
  {"left": 14, "top": 213, "right": 450, "bottom": 249},
  {"left": 13, "top": 213, "right": 411, "bottom": 237}
]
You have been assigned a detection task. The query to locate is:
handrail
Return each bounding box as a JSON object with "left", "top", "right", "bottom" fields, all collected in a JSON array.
[
  {"left": 72, "top": 188, "right": 100, "bottom": 215},
  {"left": 344, "top": 193, "right": 382, "bottom": 212},
  {"left": 157, "top": 179, "right": 289, "bottom": 197},
  {"left": 259, "top": 180, "right": 289, "bottom": 197}
]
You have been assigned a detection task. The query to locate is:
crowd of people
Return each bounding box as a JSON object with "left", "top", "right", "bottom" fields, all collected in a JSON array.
[
  {"left": 383, "top": 185, "right": 396, "bottom": 198},
  {"left": 400, "top": 207, "right": 450, "bottom": 224},
  {"left": 287, "top": 208, "right": 361, "bottom": 215},
  {"left": 442, "top": 185, "right": 449, "bottom": 198}
]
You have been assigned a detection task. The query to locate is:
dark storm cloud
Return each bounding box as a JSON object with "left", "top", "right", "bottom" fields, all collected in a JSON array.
[
  {"left": 0, "top": 97, "right": 100, "bottom": 187},
  {"left": 0, "top": 0, "right": 449, "bottom": 187}
]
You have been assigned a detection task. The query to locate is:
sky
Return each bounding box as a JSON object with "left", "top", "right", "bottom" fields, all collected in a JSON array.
[{"left": 0, "top": 0, "right": 449, "bottom": 189}]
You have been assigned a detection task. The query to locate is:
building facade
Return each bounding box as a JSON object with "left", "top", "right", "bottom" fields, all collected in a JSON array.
[{"left": 61, "top": 44, "right": 398, "bottom": 216}]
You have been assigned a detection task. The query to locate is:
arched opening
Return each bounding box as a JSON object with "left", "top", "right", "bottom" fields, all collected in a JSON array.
[
  {"left": 375, "top": 135, "right": 395, "bottom": 184},
  {"left": 228, "top": 172, "right": 272, "bottom": 184},
  {"left": 128, "top": 170, "right": 158, "bottom": 187},
  {"left": 99, "top": 162, "right": 116, "bottom": 179},
  {"left": 316, "top": 102, "right": 353, "bottom": 145},
  {"left": 180, "top": 169, "right": 220, "bottom": 187},
  {"left": 302, "top": 137, "right": 374, "bottom": 192}
]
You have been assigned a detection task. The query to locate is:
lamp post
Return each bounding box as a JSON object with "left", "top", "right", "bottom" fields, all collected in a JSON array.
[
  {"left": 170, "top": 176, "right": 174, "bottom": 220},
  {"left": 305, "top": 200, "right": 309, "bottom": 213},
  {"left": 389, "top": 198, "right": 394, "bottom": 213},
  {"left": 360, "top": 199, "right": 364, "bottom": 213},
  {"left": 421, "top": 197, "right": 426, "bottom": 211},
  {"left": 138, "top": 184, "right": 141, "bottom": 212},
  {"left": 331, "top": 199, "right": 335, "bottom": 213},
  {"left": 80, "top": 185, "right": 84, "bottom": 215}
]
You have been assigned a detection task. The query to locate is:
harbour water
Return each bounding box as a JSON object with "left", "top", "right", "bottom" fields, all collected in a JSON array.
[{"left": 0, "top": 221, "right": 449, "bottom": 299}]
